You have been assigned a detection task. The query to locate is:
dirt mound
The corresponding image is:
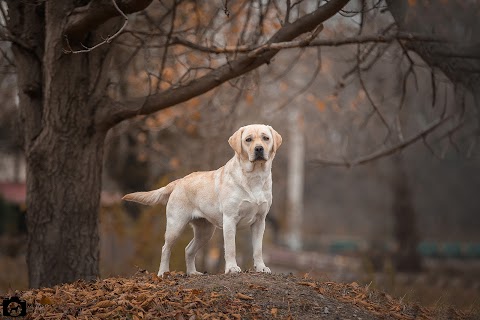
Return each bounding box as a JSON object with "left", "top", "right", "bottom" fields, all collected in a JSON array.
[{"left": 7, "top": 272, "right": 475, "bottom": 319}]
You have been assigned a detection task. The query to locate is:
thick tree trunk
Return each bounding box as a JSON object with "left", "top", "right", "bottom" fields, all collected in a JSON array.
[
  {"left": 24, "top": 44, "right": 108, "bottom": 287},
  {"left": 26, "top": 135, "right": 105, "bottom": 287},
  {"left": 7, "top": 0, "right": 113, "bottom": 287}
]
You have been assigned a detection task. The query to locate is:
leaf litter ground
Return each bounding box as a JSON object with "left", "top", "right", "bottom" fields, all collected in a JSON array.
[{"left": 12, "top": 271, "right": 477, "bottom": 319}]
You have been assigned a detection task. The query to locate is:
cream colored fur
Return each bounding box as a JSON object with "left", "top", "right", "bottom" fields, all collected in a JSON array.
[{"left": 123, "top": 124, "right": 282, "bottom": 276}]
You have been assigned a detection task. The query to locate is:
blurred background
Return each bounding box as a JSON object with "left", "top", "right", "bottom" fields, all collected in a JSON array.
[{"left": 1, "top": 0, "right": 479, "bottom": 313}]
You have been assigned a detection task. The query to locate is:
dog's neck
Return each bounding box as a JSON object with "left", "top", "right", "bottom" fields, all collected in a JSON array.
[
  {"left": 232, "top": 154, "right": 272, "bottom": 175},
  {"left": 226, "top": 155, "right": 271, "bottom": 202}
]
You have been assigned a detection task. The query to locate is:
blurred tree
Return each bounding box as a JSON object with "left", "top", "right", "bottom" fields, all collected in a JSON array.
[
  {"left": 286, "top": 104, "right": 305, "bottom": 250},
  {"left": 391, "top": 154, "right": 421, "bottom": 272}
]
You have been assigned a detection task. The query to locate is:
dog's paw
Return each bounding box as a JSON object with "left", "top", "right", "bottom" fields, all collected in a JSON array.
[
  {"left": 254, "top": 265, "right": 271, "bottom": 273},
  {"left": 157, "top": 270, "right": 167, "bottom": 277},
  {"left": 225, "top": 265, "right": 242, "bottom": 274},
  {"left": 187, "top": 271, "right": 204, "bottom": 276}
]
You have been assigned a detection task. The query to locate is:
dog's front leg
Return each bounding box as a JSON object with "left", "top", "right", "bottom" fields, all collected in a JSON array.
[
  {"left": 251, "top": 218, "right": 271, "bottom": 273},
  {"left": 223, "top": 217, "right": 241, "bottom": 274}
]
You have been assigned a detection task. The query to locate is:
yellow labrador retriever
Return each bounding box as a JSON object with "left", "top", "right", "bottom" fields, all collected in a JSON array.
[{"left": 123, "top": 124, "right": 282, "bottom": 276}]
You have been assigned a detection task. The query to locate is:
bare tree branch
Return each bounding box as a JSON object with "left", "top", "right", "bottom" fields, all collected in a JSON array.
[
  {"left": 270, "top": 47, "right": 322, "bottom": 114},
  {"left": 0, "top": 25, "right": 31, "bottom": 51},
  {"left": 64, "top": 0, "right": 153, "bottom": 42},
  {"left": 247, "top": 23, "right": 323, "bottom": 57},
  {"left": 64, "top": 0, "right": 129, "bottom": 54},
  {"left": 97, "top": 0, "right": 351, "bottom": 129},
  {"left": 170, "top": 31, "right": 455, "bottom": 55},
  {"left": 356, "top": 48, "right": 391, "bottom": 140},
  {"left": 311, "top": 115, "right": 453, "bottom": 167}
]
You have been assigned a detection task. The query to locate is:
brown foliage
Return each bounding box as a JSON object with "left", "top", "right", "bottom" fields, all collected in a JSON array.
[{"left": 14, "top": 272, "right": 475, "bottom": 319}]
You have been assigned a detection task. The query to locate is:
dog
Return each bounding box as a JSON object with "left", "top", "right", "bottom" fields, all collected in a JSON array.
[{"left": 123, "top": 124, "right": 282, "bottom": 275}]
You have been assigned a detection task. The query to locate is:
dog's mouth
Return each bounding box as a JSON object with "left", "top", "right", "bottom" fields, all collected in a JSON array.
[{"left": 252, "top": 154, "right": 267, "bottom": 162}]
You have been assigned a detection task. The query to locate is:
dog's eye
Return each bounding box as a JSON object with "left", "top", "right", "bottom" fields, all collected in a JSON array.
[
  {"left": 245, "top": 137, "right": 252, "bottom": 142},
  {"left": 263, "top": 136, "right": 270, "bottom": 141}
]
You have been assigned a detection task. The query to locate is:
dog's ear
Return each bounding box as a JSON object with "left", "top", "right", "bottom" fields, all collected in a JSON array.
[
  {"left": 228, "top": 127, "right": 244, "bottom": 155},
  {"left": 268, "top": 126, "right": 282, "bottom": 152}
]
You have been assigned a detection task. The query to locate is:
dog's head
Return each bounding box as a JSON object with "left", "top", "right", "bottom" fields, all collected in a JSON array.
[{"left": 228, "top": 124, "right": 282, "bottom": 163}]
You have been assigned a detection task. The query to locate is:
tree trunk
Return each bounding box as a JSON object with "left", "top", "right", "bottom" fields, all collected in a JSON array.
[
  {"left": 286, "top": 106, "right": 305, "bottom": 251},
  {"left": 7, "top": 0, "right": 113, "bottom": 287},
  {"left": 391, "top": 155, "right": 422, "bottom": 272},
  {"left": 26, "top": 134, "right": 105, "bottom": 287},
  {"left": 23, "top": 42, "right": 108, "bottom": 287}
]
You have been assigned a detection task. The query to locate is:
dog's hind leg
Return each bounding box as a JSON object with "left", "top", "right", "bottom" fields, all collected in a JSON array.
[
  {"left": 185, "top": 218, "right": 215, "bottom": 275},
  {"left": 158, "top": 211, "right": 189, "bottom": 276}
]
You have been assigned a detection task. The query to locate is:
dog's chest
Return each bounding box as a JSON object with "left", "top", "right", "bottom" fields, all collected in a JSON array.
[
  {"left": 248, "top": 183, "right": 267, "bottom": 204},
  {"left": 244, "top": 175, "right": 269, "bottom": 204},
  {"left": 236, "top": 177, "right": 270, "bottom": 227},
  {"left": 237, "top": 200, "right": 269, "bottom": 228}
]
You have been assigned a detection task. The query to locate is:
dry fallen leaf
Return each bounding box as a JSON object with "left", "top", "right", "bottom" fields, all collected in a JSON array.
[
  {"left": 39, "top": 295, "right": 53, "bottom": 305},
  {"left": 248, "top": 284, "right": 267, "bottom": 291},
  {"left": 297, "top": 281, "right": 317, "bottom": 288},
  {"left": 94, "top": 300, "right": 116, "bottom": 308},
  {"left": 236, "top": 292, "right": 254, "bottom": 300},
  {"left": 271, "top": 307, "right": 278, "bottom": 317},
  {"left": 97, "top": 311, "right": 116, "bottom": 319},
  {"left": 175, "top": 312, "right": 185, "bottom": 320}
]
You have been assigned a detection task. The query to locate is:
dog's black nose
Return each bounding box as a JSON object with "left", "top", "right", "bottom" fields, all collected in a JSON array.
[{"left": 254, "top": 146, "right": 264, "bottom": 153}]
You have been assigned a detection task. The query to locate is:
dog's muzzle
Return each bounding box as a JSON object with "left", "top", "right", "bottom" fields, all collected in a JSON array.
[{"left": 254, "top": 146, "right": 266, "bottom": 161}]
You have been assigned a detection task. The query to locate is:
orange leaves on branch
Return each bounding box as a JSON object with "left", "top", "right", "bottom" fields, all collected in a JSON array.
[
  {"left": 169, "top": 157, "right": 181, "bottom": 170},
  {"left": 307, "top": 93, "right": 327, "bottom": 113},
  {"left": 190, "top": 110, "right": 201, "bottom": 121},
  {"left": 279, "top": 81, "right": 289, "bottom": 92},
  {"left": 187, "top": 51, "right": 204, "bottom": 65},
  {"left": 315, "top": 100, "right": 326, "bottom": 112},
  {"left": 245, "top": 93, "right": 254, "bottom": 106},
  {"left": 187, "top": 97, "right": 200, "bottom": 108},
  {"left": 349, "top": 89, "right": 366, "bottom": 111},
  {"left": 162, "top": 67, "right": 175, "bottom": 82},
  {"left": 136, "top": 132, "right": 147, "bottom": 143},
  {"left": 159, "top": 81, "right": 171, "bottom": 90},
  {"left": 136, "top": 152, "right": 147, "bottom": 162}
]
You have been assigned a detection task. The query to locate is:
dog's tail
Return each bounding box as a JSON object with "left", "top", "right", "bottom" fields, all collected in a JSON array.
[{"left": 122, "top": 180, "right": 178, "bottom": 206}]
